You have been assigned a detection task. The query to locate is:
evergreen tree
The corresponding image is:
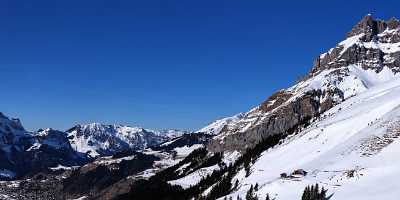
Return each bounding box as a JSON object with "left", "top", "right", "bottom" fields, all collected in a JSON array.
[
  {"left": 254, "top": 183, "right": 259, "bottom": 191},
  {"left": 265, "top": 194, "right": 270, "bottom": 200},
  {"left": 234, "top": 179, "right": 239, "bottom": 189},
  {"left": 244, "top": 162, "right": 251, "bottom": 177},
  {"left": 245, "top": 185, "right": 258, "bottom": 200},
  {"left": 301, "top": 186, "right": 310, "bottom": 200},
  {"left": 301, "top": 184, "right": 329, "bottom": 200}
]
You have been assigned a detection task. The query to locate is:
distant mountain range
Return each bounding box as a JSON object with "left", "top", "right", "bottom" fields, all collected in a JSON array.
[
  {"left": 66, "top": 123, "right": 189, "bottom": 157},
  {"left": 0, "top": 112, "right": 191, "bottom": 180}
]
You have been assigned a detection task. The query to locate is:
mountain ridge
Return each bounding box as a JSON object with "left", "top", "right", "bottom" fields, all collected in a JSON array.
[{"left": 207, "top": 15, "right": 400, "bottom": 152}]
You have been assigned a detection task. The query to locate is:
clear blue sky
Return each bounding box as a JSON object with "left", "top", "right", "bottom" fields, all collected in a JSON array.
[{"left": 1, "top": 0, "right": 399, "bottom": 131}]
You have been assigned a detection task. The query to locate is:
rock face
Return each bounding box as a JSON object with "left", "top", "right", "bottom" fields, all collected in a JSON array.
[
  {"left": 0, "top": 113, "right": 88, "bottom": 180},
  {"left": 346, "top": 15, "right": 388, "bottom": 40},
  {"left": 312, "top": 15, "right": 400, "bottom": 74},
  {"left": 208, "top": 15, "right": 400, "bottom": 152}
]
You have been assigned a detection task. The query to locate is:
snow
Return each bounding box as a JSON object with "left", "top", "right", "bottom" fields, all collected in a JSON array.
[
  {"left": 222, "top": 151, "right": 241, "bottom": 166},
  {"left": 363, "top": 41, "right": 400, "bottom": 54},
  {"left": 289, "top": 64, "right": 399, "bottom": 102},
  {"left": 197, "top": 113, "right": 245, "bottom": 135},
  {"left": 137, "top": 144, "right": 205, "bottom": 179},
  {"left": 67, "top": 123, "right": 186, "bottom": 157},
  {"left": 160, "top": 137, "right": 180, "bottom": 147},
  {"left": 338, "top": 34, "right": 365, "bottom": 55},
  {"left": 94, "top": 155, "right": 136, "bottom": 165},
  {"left": 0, "top": 194, "right": 16, "bottom": 200},
  {"left": 68, "top": 196, "right": 88, "bottom": 200},
  {"left": 174, "top": 144, "right": 204, "bottom": 157},
  {"left": 168, "top": 151, "right": 241, "bottom": 189},
  {"left": 50, "top": 165, "right": 79, "bottom": 171},
  {"left": 169, "top": 164, "right": 220, "bottom": 189},
  {"left": 69, "top": 133, "right": 101, "bottom": 157},
  {"left": 222, "top": 76, "right": 400, "bottom": 200},
  {"left": 0, "top": 170, "right": 16, "bottom": 179},
  {"left": 154, "top": 129, "right": 189, "bottom": 138},
  {"left": 336, "top": 33, "right": 400, "bottom": 55}
]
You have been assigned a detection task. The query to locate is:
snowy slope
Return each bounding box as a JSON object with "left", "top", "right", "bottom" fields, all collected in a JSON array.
[
  {"left": 224, "top": 76, "right": 400, "bottom": 200},
  {"left": 197, "top": 113, "right": 245, "bottom": 135}
]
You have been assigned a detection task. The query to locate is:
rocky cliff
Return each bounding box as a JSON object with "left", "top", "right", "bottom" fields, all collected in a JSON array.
[{"left": 0, "top": 113, "right": 88, "bottom": 180}]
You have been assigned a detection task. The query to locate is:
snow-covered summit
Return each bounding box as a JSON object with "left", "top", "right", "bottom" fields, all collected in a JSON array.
[{"left": 66, "top": 123, "right": 185, "bottom": 157}]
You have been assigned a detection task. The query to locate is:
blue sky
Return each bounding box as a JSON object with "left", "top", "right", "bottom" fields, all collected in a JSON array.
[{"left": 1, "top": 0, "right": 399, "bottom": 131}]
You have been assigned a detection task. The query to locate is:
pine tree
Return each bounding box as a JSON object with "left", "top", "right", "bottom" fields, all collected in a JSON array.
[
  {"left": 235, "top": 179, "right": 239, "bottom": 189},
  {"left": 301, "top": 186, "right": 310, "bottom": 200},
  {"left": 301, "top": 184, "right": 329, "bottom": 200},
  {"left": 265, "top": 194, "right": 270, "bottom": 200},
  {"left": 246, "top": 185, "right": 254, "bottom": 200},
  {"left": 245, "top": 185, "right": 258, "bottom": 200},
  {"left": 254, "top": 183, "right": 259, "bottom": 191},
  {"left": 244, "top": 162, "right": 251, "bottom": 177}
]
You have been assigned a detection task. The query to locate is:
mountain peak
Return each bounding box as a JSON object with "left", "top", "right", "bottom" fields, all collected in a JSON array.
[
  {"left": 346, "top": 15, "right": 387, "bottom": 40},
  {"left": 310, "top": 15, "right": 400, "bottom": 76},
  {"left": 346, "top": 15, "right": 400, "bottom": 41},
  {"left": 387, "top": 17, "right": 400, "bottom": 30},
  {"left": 0, "top": 113, "right": 26, "bottom": 133}
]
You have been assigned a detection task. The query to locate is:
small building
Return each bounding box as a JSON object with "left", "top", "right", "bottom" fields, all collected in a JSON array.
[{"left": 292, "top": 169, "right": 308, "bottom": 176}]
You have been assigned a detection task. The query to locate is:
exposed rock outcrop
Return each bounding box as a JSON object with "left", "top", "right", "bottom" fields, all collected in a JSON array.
[{"left": 312, "top": 16, "right": 400, "bottom": 75}]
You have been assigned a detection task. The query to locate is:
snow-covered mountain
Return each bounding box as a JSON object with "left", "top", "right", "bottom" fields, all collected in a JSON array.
[
  {"left": 66, "top": 123, "right": 188, "bottom": 157},
  {"left": 208, "top": 15, "right": 400, "bottom": 152},
  {"left": 0, "top": 113, "right": 87, "bottom": 180},
  {"left": 136, "top": 15, "right": 400, "bottom": 200}
]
